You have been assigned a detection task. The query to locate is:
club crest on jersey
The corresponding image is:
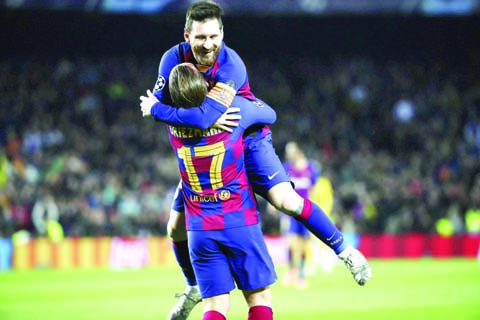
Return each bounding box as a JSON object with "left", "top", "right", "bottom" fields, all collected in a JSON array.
[
  {"left": 154, "top": 75, "right": 166, "bottom": 92},
  {"left": 253, "top": 100, "right": 265, "bottom": 107},
  {"left": 219, "top": 190, "right": 231, "bottom": 201}
]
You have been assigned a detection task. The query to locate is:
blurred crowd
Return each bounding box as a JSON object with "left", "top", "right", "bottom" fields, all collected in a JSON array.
[{"left": 1, "top": 50, "right": 479, "bottom": 238}]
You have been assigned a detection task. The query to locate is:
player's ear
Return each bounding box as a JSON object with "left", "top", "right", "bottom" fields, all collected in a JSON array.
[{"left": 184, "top": 28, "right": 189, "bottom": 42}]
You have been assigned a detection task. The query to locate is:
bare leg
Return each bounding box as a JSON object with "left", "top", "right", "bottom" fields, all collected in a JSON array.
[
  {"left": 242, "top": 287, "right": 273, "bottom": 320},
  {"left": 202, "top": 293, "right": 230, "bottom": 319}
]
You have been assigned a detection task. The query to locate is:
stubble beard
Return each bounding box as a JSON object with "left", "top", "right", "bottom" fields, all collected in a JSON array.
[{"left": 194, "top": 47, "right": 219, "bottom": 67}]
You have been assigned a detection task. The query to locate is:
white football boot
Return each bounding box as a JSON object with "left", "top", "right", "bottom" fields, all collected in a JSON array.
[
  {"left": 338, "top": 245, "right": 372, "bottom": 286},
  {"left": 166, "top": 286, "right": 202, "bottom": 320}
]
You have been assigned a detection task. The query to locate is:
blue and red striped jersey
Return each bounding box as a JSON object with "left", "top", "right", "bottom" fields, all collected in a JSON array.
[{"left": 168, "top": 91, "right": 276, "bottom": 231}]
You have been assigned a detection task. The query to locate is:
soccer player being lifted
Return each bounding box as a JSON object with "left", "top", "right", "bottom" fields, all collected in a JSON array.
[
  {"left": 139, "top": 1, "right": 372, "bottom": 319},
  {"left": 163, "top": 62, "right": 278, "bottom": 320}
]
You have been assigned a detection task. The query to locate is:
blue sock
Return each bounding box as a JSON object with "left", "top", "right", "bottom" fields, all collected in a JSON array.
[
  {"left": 172, "top": 240, "right": 197, "bottom": 286},
  {"left": 296, "top": 199, "right": 347, "bottom": 254}
]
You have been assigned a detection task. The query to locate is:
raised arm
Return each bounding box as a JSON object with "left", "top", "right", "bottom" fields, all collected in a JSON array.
[
  {"left": 150, "top": 94, "right": 228, "bottom": 129},
  {"left": 141, "top": 81, "right": 241, "bottom": 130}
]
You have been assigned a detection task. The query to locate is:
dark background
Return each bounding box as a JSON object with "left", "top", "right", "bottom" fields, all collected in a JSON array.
[{"left": 2, "top": 10, "right": 480, "bottom": 60}]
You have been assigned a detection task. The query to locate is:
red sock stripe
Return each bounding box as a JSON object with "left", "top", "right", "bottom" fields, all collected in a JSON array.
[
  {"left": 203, "top": 310, "right": 226, "bottom": 320},
  {"left": 248, "top": 305, "right": 273, "bottom": 320},
  {"left": 299, "top": 198, "right": 313, "bottom": 220}
]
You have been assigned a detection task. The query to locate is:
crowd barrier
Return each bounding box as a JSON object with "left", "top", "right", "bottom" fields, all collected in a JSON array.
[
  {"left": 0, "top": 237, "right": 177, "bottom": 271},
  {"left": 0, "top": 234, "right": 479, "bottom": 271},
  {"left": 358, "top": 233, "right": 480, "bottom": 258}
]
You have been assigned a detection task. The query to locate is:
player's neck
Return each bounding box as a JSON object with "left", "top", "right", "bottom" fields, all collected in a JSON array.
[{"left": 196, "top": 64, "right": 211, "bottom": 72}]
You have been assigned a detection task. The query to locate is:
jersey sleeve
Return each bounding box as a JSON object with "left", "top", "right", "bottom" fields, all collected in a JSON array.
[
  {"left": 151, "top": 80, "right": 235, "bottom": 129},
  {"left": 150, "top": 98, "right": 228, "bottom": 128},
  {"left": 238, "top": 99, "right": 276, "bottom": 129},
  {"left": 152, "top": 46, "right": 178, "bottom": 104},
  {"left": 214, "top": 53, "right": 248, "bottom": 93}
]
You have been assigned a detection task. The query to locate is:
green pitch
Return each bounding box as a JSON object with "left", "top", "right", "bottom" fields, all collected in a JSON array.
[{"left": 0, "top": 259, "right": 479, "bottom": 320}]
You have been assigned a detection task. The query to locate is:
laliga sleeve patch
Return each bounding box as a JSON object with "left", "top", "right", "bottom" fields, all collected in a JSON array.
[{"left": 153, "top": 75, "right": 166, "bottom": 92}]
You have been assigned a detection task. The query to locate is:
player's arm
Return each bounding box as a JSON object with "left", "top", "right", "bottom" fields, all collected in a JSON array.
[
  {"left": 238, "top": 98, "right": 276, "bottom": 129},
  {"left": 149, "top": 95, "right": 230, "bottom": 129},
  {"left": 141, "top": 84, "right": 241, "bottom": 131},
  {"left": 141, "top": 88, "right": 241, "bottom": 131}
]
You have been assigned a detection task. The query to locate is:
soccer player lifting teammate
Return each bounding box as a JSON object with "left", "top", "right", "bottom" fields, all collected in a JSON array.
[
  {"left": 165, "top": 62, "right": 278, "bottom": 320},
  {"left": 139, "top": 1, "right": 372, "bottom": 319}
]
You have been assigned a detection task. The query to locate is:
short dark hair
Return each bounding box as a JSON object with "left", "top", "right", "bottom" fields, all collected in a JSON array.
[
  {"left": 185, "top": 0, "right": 224, "bottom": 32},
  {"left": 169, "top": 63, "right": 208, "bottom": 108}
]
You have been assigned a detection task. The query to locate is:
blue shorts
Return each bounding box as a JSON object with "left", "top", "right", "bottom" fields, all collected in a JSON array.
[
  {"left": 171, "top": 130, "right": 290, "bottom": 212},
  {"left": 243, "top": 130, "right": 291, "bottom": 199},
  {"left": 188, "top": 224, "right": 277, "bottom": 298},
  {"left": 288, "top": 216, "right": 310, "bottom": 238}
]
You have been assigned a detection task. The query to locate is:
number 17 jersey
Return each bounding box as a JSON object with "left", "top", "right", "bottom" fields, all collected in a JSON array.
[{"left": 168, "top": 93, "right": 276, "bottom": 231}]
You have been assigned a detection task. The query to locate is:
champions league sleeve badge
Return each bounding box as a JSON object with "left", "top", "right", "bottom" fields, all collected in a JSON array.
[{"left": 153, "top": 75, "right": 166, "bottom": 92}]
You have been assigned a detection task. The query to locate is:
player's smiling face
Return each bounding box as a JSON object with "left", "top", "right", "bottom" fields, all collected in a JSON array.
[{"left": 184, "top": 18, "right": 223, "bottom": 68}]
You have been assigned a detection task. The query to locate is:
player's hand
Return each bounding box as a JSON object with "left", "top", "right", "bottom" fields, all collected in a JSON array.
[
  {"left": 212, "top": 107, "right": 241, "bottom": 133},
  {"left": 139, "top": 89, "right": 158, "bottom": 118}
]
